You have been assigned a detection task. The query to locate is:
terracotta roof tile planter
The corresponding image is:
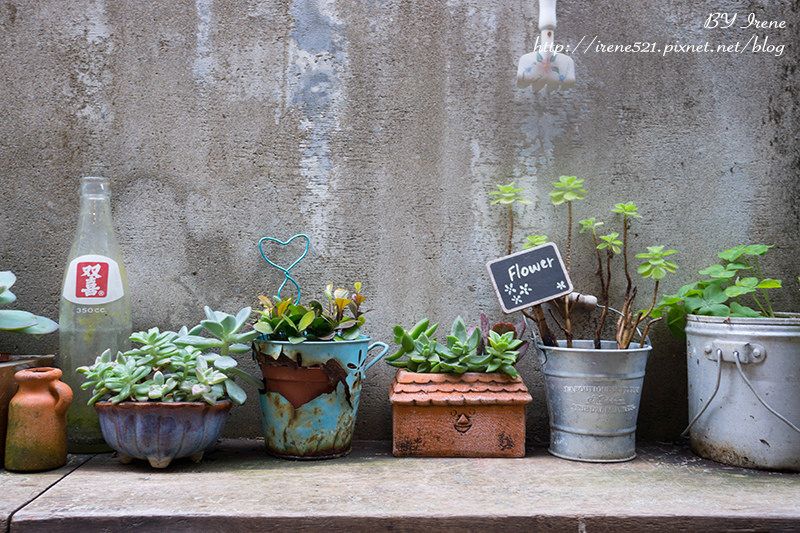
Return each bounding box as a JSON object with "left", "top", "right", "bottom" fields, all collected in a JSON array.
[{"left": 389, "top": 369, "right": 532, "bottom": 457}]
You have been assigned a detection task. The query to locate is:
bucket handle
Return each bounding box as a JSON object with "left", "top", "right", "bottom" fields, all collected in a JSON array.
[
  {"left": 522, "top": 315, "right": 548, "bottom": 366},
  {"left": 682, "top": 349, "right": 800, "bottom": 438},
  {"left": 364, "top": 342, "right": 389, "bottom": 372}
]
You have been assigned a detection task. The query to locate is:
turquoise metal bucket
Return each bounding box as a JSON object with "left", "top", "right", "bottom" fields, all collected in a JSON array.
[{"left": 253, "top": 335, "right": 387, "bottom": 459}]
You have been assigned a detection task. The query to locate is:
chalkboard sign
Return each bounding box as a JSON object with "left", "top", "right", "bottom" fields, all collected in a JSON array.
[{"left": 486, "top": 243, "right": 573, "bottom": 313}]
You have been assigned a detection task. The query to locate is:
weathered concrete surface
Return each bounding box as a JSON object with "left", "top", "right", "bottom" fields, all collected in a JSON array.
[
  {"left": 0, "top": 1, "right": 797, "bottom": 444},
  {"left": 8, "top": 441, "right": 800, "bottom": 532},
  {"left": 0, "top": 455, "right": 86, "bottom": 532}
]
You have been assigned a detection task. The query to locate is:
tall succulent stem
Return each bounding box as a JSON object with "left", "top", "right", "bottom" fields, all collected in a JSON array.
[{"left": 506, "top": 203, "right": 514, "bottom": 255}]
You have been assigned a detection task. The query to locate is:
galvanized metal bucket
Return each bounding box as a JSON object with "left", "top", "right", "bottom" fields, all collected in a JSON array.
[
  {"left": 537, "top": 340, "right": 650, "bottom": 462},
  {"left": 253, "top": 335, "right": 387, "bottom": 459},
  {"left": 685, "top": 314, "right": 800, "bottom": 471}
]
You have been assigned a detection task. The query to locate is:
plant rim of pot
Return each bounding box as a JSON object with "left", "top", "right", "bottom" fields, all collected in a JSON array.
[
  {"left": 93, "top": 399, "right": 234, "bottom": 407},
  {"left": 688, "top": 311, "right": 800, "bottom": 322}
]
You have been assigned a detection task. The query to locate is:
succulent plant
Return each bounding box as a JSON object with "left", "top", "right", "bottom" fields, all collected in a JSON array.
[
  {"left": 176, "top": 306, "right": 259, "bottom": 356},
  {"left": 254, "top": 283, "right": 366, "bottom": 343},
  {"left": 445, "top": 316, "right": 481, "bottom": 360},
  {"left": 385, "top": 316, "right": 522, "bottom": 377},
  {"left": 478, "top": 312, "right": 529, "bottom": 361},
  {"left": 0, "top": 270, "right": 58, "bottom": 335},
  {"left": 78, "top": 307, "right": 262, "bottom": 406},
  {"left": 483, "top": 330, "right": 524, "bottom": 377}
]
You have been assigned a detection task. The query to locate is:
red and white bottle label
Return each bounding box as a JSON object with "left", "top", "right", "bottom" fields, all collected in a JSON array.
[{"left": 62, "top": 255, "right": 124, "bottom": 304}]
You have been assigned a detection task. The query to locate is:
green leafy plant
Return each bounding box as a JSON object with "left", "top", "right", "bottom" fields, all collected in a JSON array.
[
  {"left": 537, "top": 176, "right": 590, "bottom": 347},
  {"left": 478, "top": 312, "right": 529, "bottom": 358},
  {"left": 549, "top": 175, "right": 587, "bottom": 272},
  {"left": 445, "top": 316, "right": 482, "bottom": 361},
  {"left": 522, "top": 234, "right": 549, "bottom": 250},
  {"left": 546, "top": 189, "right": 677, "bottom": 349},
  {"left": 491, "top": 182, "right": 532, "bottom": 255},
  {"left": 616, "top": 245, "right": 678, "bottom": 348},
  {"left": 77, "top": 308, "right": 261, "bottom": 406},
  {"left": 654, "top": 244, "right": 783, "bottom": 338},
  {"left": 385, "top": 316, "right": 524, "bottom": 377},
  {"left": 492, "top": 177, "right": 677, "bottom": 350},
  {"left": 385, "top": 317, "right": 450, "bottom": 373},
  {"left": 177, "top": 306, "right": 259, "bottom": 356},
  {"left": 253, "top": 283, "right": 367, "bottom": 343},
  {"left": 490, "top": 184, "right": 557, "bottom": 346},
  {"left": 579, "top": 218, "right": 613, "bottom": 346},
  {"left": 0, "top": 270, "right": 58, "bottom": 335},
  {"left": 612, "top": 202, "right": 642, "bottom": 296}
]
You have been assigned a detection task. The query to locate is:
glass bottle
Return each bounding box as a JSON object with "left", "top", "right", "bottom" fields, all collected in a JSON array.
[{"left": 59, "top": 176, "right": 131, "bottom": 452}]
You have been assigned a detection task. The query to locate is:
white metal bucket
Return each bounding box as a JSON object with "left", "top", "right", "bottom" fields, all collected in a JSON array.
[
  {"left": 538, "top": 340, "right": 650, "bottom": 462},
  {"left": 685, "top": 314, "right": 800, "bottom": 471}
]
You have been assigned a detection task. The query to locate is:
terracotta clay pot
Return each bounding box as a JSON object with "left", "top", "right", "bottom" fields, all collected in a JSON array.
[
  {"left": 0, "top": 355, "right": 55, "bottom": 466},
  {"left": 262, "top": 365, "right": 334, "bottom": 409},
  {"left": 4, "top": 367, "right": 72, "bottom": 471},
  {"left": 94, "top": 400, "right": 232, "bottom": 468}
]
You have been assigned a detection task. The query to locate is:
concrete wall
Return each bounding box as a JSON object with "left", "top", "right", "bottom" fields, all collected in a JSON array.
[{"left": 1, "top": 0, "right": 797, "bottom": 444}]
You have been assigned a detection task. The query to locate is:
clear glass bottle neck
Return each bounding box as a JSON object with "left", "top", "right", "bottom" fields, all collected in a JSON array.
[
  {"left": 78, "top": 180, "right": 112, "bottom": 226},
  {"left": 71, "top": 176, "right": 119, "bottom": 257},
  {"left": 79, "top": 176, "right": 111, "bottom": 200}
]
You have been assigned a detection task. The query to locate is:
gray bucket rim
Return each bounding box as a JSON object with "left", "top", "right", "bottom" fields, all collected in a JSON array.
[
  {"left": 687, "top": 313, "right": 800, "bottom": 327},
  {"left": 536, "top": 339, "right": 652, "bottom": 355}
]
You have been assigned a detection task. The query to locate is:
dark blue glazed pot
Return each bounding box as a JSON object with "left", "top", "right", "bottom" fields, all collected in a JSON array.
[{"left": 94, "top": 400, "right": 231, "bottom": 468}]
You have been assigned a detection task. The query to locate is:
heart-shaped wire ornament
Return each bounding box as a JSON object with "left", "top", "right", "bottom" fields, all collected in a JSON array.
[{"left": 258, "top": 234, "right": 310, "bottom": 304}]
